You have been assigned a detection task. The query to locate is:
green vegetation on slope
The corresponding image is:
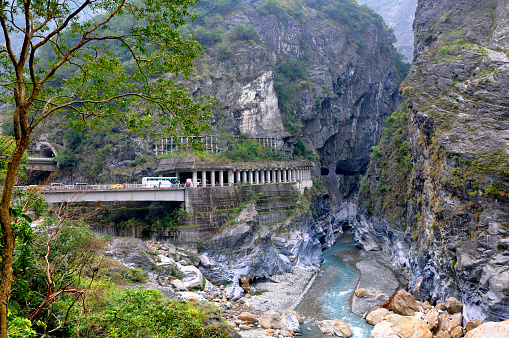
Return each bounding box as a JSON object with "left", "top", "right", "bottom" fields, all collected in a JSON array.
[
  {"left": 7, "top": 216, "right": 236, "bottom": 337},
  {"left": 274, "top": 58, "right": 310, "bottom": 116},
  {"left": 359, "top": 103, "right": 411, "bottom": 220}
]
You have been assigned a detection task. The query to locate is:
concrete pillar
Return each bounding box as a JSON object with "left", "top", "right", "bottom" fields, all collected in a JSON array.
[
  {"left": 260, "top": 170, "right": 264, "bottom": 184},
  {"left": 192, "top": 171, "right": 198, "bottom": 188},
  {"left": 282, "top": 169, "right": 287, "bottom": 182},
  {"left": 219, "top": 170, "right": 224, "bottom": 187},
  {"left": 277, "top": 169, "right": 281, "bottom": 183},
  {"left": 236, "top": 171, "right": 241, "bottom": 185},
  {"left": 228, "top": 171, "right": 234, "bottom": 186},
  {"left": 211, "top": 170, "right": 216, "bottom": 187},
  {"left": 202, "top": 171, "right": 206, "bottom": 187},
  {"left": 255, "top": 170, "right": 259, "bottom": 184},
  {"left": 271, "top": 169, "right": 275, "bottom": 183},
  {"left": 290, "top": 169, "right": 295, "bottom": 182},
  {"left": 248, "top": 170, "right": 253, "bottom": 184}
]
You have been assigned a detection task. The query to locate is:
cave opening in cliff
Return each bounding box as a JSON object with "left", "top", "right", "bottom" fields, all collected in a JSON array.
[{"left": 321, "top": 167, "right": 330, "bottom": 176}]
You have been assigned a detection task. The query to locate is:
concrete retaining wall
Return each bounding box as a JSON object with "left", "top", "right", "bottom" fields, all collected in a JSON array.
[{"left": 90, "top": 182, "right": 310, "bottom": 249}]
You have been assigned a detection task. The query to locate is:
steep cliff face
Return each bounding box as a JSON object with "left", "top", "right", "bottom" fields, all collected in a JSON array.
[
  {"left": 356, "top": 0, "right": 509, "bottom": 323},
  {"left": 183, "top": 0, "right": 404, "bottom": 203},
  {"left": 357, "top": 0, "right": 417, "bottom": 62},
  {"left": 39, "top": 0, "right": 403, "bottom": 189}
]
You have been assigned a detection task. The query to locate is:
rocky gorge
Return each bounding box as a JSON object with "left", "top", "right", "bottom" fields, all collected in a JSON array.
[
  {"left": 352, "top": 0, "right": 509, "bottom": 324},
  {"left": 19, "top": 0, "right": 509, "bottom": 336}
]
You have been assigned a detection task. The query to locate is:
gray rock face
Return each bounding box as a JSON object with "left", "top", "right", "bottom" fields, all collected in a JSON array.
[
  {"left": 106, "top": 238, "right": 156, "bottom": 271},
  {"left": 357, "top": 0, "right": 417, "bottom": 61},
  {"left": 199, "top": 202, "right": 323, "bottom": 286},
  {"left": 352, "top": 0, "right": 509, "bottom": 324},
  {"left": 185, "top": 0, "right": 402, "bottom": 205}
]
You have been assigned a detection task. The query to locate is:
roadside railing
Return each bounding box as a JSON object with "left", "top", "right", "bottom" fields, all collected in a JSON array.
[{"left": 13, "top": 184, "right": 186, "bottom": 191}]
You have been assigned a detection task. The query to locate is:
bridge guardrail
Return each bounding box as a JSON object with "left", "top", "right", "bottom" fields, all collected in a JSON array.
[{"left": 13, "top": 184, "right": 187, "bottom": 191}]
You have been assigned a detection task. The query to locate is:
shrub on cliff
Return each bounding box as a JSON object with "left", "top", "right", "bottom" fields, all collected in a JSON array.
[{"left": 359, "top": 103, "right": 411, "bottom": 220}]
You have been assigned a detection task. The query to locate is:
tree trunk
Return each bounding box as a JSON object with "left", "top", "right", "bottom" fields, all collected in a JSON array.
[{"left": 0, "top": 136, "right": 30, "bottom": 338}]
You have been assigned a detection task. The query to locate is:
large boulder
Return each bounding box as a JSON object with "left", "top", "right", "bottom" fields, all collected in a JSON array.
[
  {"left": 171, "top": 279, "right": 188, "bottom": 291},
  {"left": 106, "top": 238, "right": 156, "bottom": 271},
  {"left": 424, "top": 309, "right": 439, "bottom": 331},
  {"left": 225, "top": 283, "right": 244, "bottom": 301},
  {"left": 446, "top": 297, "right": 464, "bottom": 314},
  {"left": 318, "top": 320, "right": 352, "bottom": 337},
  {"left": 371, "top": 314, "right": 433, "bottom": 338},
  {"left": 367, "top": 308, "right": 391, "bottom": 325},
  {"left": 177, "top": 292, "right": 207, "bottom": 302},
  {"left": 450, "top": 326, "right": 463, "bottom": 338},
  {"left": 281, "top": 312, "right": 300, "bottom": 333},
  {"left": 464, "top": 319, "right": 509, "bottom": 338},
  {"left": 238, "top": 312, "right": 258, "bottom": 324},
  {"left": 176, "top": 263, "right": 203, "bottom": 290},
  {"left": 437, "top": 313, "right": 462, "bottom": 335},
  {"left": 258, "top": 311, "right": 283, "bottom": 329},
  {"left": 465, "top": 319, "right": 483, "bottom": 332},
  {"left": 392, "top": 290, "right": 420, "bottom": 316},
  {"left": 204, "top": 280, "right": 222, "bottom": 298}
]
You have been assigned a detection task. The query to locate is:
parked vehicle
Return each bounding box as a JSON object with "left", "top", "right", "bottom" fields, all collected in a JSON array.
[
  {"left": 50, "top": 183, "right": 66, "bottom": 190},
  {"left": 111, "top": 183, "right": 124, "bottom": 189},
  {"left": 142, "top": 177, "right": 179, "bottom": 188},
  {"left": 75, "top": 182, "right": 88, "bottom": 189}
]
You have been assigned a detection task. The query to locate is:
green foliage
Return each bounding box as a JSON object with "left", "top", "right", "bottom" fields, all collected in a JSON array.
[
  {"left": 9, "top": 221, "right": 105, "bottom": 334},
  {"left": 0, "top": 136, "right": 28, "bottom": 184},
  {"left": 194, "top": 26, "right": 225, "bottom": 46},
  {"left": 258, "top": 0, "right": 286, "bottom": 17},
  {"left": 4, "top": 0, "right": 213, "bottom": 141},
  {"left": 91, "top": 144, "right": 113, "bottom": 177},
  {"left": 229, "top": 25, "right": 261, "bottom": 43},
  {"left": 72, "top": 287, "right": 236, "bottom": 337},
  {"left": 274, "top": 58, "right": 309, "bottom": 130},
  {"left": 314, "top": 179, "right": 326, "bottom": 193},
  {"left": 6, "top": 316, "right": 37, "bottom": 338},
  {"left": 216, "top": 42, "right": 233, "bottom": 61},
  {"left": 258, "top": 0, "right": 304, "bottom": 20},
  {"left": 293, "top": 138, "right": 317, "bottom": 161},
  {"left": 282, "top": 115, "right": 302, "bottom": 135},
  {"left": 447, "top": 150, "right": 509, "bottom": 193},
  {"left": 225, "top": 137, "right": 289, "bottom": 161},
  {"left": 158, "top": 208, "right": 187, "bottom": 230}
]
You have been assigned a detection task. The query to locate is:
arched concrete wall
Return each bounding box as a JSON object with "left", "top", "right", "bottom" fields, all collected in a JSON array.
[{"left": 35, "top": 142, "right": 58, "bottom": 157}]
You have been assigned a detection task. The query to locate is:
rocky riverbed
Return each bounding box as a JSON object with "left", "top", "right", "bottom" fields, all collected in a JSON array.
[{"left": 105, "top": 237, "right": 508, "bottom": 338}]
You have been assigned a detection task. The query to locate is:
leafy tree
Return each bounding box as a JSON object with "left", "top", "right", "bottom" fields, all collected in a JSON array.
[{"left": 0, "top": 0, "right": 212, "bottom": 335}]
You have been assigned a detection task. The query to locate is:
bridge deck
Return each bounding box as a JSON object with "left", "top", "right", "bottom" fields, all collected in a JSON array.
[{"left": 42, "top": 187, "right": 186, "bottom": 204}]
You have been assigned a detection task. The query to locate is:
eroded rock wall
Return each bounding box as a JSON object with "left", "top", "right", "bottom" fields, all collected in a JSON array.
[{"left": 353, "top": 0, "right": 509, "bottom": 322}]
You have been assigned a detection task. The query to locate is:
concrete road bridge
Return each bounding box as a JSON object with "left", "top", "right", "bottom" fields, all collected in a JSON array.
[
  {"left": 19, "top": 157, "right": 314, "bottom": 206},
  {"left": 16, "top": 184, "right": 186, "bottom": 204}
]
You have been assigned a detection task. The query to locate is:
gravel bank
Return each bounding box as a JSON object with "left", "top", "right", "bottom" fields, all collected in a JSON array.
[
  {"left": 352, "top": 252, "right": 405, "bottom": 316},
  {"left": 248, "top": 268, "right": 317, "bottom": 314}
]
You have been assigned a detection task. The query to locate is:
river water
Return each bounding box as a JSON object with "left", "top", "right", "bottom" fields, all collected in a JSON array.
[{"left": 295, "top": 242, "right": 373, "bottom": 338}]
